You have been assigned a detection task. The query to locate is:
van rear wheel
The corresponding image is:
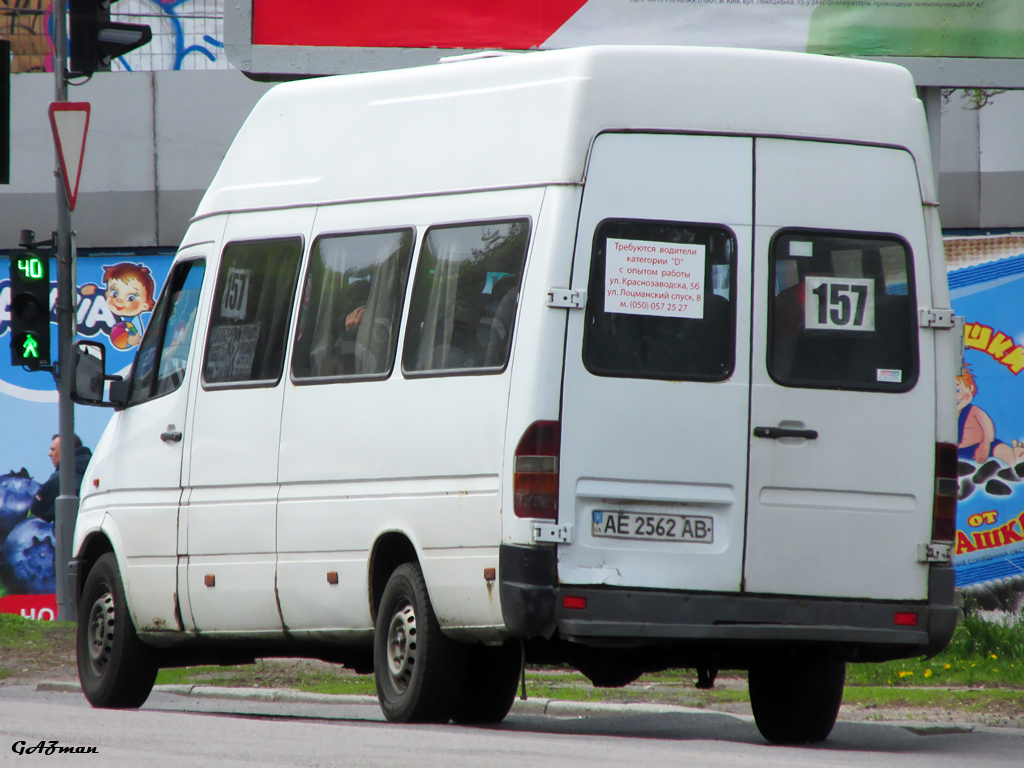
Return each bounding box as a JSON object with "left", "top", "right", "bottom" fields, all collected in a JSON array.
[
  {"left": 451, "top": 641, "right": 522, "bottom": 725},
  {"left": 76, "top": 553, "right": 159, "bottom": 709},
  {"left": 748, "top": 657, "right": 846, "bottom": 744},
  {"left": 374, "top": 562, "right": 465, "bottom": 723}
]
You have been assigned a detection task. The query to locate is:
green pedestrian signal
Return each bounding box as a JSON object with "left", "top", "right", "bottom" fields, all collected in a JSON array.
[
  {"left": 8, "top": 249, "right": 52, "bottom": 369},
  {"left": 20, "top": 333, "right": 40, "bottom": 359}
]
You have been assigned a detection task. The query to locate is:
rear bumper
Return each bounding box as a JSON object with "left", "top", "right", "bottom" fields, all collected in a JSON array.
[{"left": 499, "top": 544, "right": 958, "bottom": 660}]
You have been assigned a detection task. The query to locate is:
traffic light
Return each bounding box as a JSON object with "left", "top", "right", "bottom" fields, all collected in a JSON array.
[
  {"left": 8, "top": 249, "right": 52, "bottom": 369},
  {"left": 69, "top": 0, "right": 153, "bottom": 76}
]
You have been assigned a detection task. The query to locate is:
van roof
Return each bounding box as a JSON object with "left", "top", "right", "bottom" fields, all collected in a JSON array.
[{"left": 195, "top": 45, "right": 930, "bottom": 219}]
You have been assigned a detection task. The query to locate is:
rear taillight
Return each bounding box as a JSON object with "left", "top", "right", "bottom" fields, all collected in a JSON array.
[
  {"left": 514, "top": 420, "right": 560, "bottom": 520},
  {"left": 932, "top": 442, "right": 958, "bottom": 542}
]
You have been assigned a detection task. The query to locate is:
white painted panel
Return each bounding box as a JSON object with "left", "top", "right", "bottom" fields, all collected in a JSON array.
[
  {"left": 420, "top": 548, "right": 505, "bottom": 635},
  {"left": 121, "top": 557, "right": 180, "bottom": 632},
  {"left": 183, "top": 206, "right": 312, "bottom": 633},
  {"left": 185, "top": 554, "right": 283, "bottom": 634},
  {"left": 276, "top": 554, "right": 373, "bottom": 633},
  {"left": 745, "top": 139, "right": 935, "bottom": 601},
  {"left": 276, "top": 189, "right": 542, "bottom": 632},
  {"left": 558, "top": 132, "right": 753, "bottom": 594}
]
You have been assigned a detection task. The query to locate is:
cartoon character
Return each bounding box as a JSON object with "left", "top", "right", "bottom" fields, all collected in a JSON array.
[
  {"left": 80, "top": 263, "right": 156, "bottom": 350},
  {"left": 956, "top": 366, "right": 1024, "bottom": 465}
]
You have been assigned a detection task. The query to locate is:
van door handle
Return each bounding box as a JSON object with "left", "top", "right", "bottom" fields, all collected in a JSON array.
[
  {"left": 753, "top": 426, "right": 818, "bottom": 440},
  {"left": 160, "top": 427, "right": 182, "bottom": 443}
]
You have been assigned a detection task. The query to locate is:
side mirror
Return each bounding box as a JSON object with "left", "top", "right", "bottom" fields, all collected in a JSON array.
[{"left": 70, "top": 340, "right": 126, "bottom": 409}]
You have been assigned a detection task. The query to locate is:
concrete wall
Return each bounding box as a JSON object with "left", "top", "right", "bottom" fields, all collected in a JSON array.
[
  {"left": 0, "top": 71, "right": 1020, "bottom": 248},
  {"left": 0, "top": 70, "right": 272, "bottom": 250},
  {"left": 939, "top": 89, "right": 1024, "bottom": 230}
]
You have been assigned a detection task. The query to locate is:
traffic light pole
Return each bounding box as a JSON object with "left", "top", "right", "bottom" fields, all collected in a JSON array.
[{"left": 52, "top": 0, "right": 79, "bottom": 623}]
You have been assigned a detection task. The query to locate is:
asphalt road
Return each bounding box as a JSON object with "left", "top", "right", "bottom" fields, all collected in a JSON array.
[{"left": 0, "top": 685, "right": 1020, "bottom": 767}]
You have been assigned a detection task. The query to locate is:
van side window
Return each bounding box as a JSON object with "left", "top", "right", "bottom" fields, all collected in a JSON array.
[
  {"left": 292, "top": 229, "right": 414, "bottom": 381},
  {"left": 768, "top": 230, "right": 917, "bottom": 392},
  {"left": 128, "top": 259, "right": 206, "bottom": 405},
  {"left": 402, "top": 219, "right": 529, "bottom": 375},
  {"left": 202, "top": 238, "right": 302, "bottom": 387},
  {"left": 583, "top": 219, "right": 736, "bottom": 381}
]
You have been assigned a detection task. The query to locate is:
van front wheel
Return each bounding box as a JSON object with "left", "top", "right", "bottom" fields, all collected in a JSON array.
[
  {"left": 76, "top": 553, "right": 159, "bottom": 708},
  {"left": 748, "top": 658, "right": 845, "bottom": 744},
  {"left": 373, "top": 562, "right": 465, "bottom": 723}
]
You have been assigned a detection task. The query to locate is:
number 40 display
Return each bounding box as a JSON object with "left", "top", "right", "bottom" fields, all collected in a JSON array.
[
  {"left": 804, "top": 276, "right": 875, "bottom": 332},
  {"left": 17, "top": 257, "right": 45, "bottom": 280}
]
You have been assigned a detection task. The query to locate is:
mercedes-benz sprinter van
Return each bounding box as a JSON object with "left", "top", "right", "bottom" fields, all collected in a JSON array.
[{"left": 69, "top": 45, "right": 960, "bottom": 743}]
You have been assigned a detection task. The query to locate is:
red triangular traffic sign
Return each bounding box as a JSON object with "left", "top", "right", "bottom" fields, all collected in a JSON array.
[{"left": 48, "top": 102, "right": 91, "bottom": 211}]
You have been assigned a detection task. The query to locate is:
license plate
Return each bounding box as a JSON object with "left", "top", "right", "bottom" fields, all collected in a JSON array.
[{"left": 591, "top": 510, "right": 713, "bottom": 543}]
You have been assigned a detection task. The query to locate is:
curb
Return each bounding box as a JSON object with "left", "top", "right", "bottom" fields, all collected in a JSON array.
[
  {"left": 36, "top": 681, "right": 732, "bottom": 717},
  {"left": 511, "top": 698, "right": 720, "bottom": 718},
  {"left": 152, "top": 684, "right": 379, "bottom": 706}
]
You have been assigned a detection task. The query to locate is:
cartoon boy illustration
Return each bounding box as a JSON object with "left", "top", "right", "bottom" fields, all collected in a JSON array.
[
  {"left": 956, "top": 365, "right": 1024, "bottom": 465},
  {"left": 81, "top": 263, "right": 156, "bottom": 350}
]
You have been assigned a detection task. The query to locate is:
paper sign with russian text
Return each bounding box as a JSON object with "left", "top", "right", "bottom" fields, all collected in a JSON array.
[{"left": 604, "top": 238, "right": 705, "bottom": 320}]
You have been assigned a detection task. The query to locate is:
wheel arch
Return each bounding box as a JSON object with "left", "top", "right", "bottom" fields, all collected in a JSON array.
[
  {"left": 74, "top": 532, "right": 116, "bottom": 609},
  {"left": 367, "top": 531, "right": 420, "bottom": 623}
]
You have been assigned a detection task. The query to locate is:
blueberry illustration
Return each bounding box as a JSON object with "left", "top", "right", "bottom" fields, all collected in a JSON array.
[
  {"left": 958, "top": 461, "right": 975, "bottom": 477},
  {"left": 0, "top": 469, "right": 40, "bottom": 544},
  {"left": 959, "top": 479, "right": 975, "bottom": 501},
  {"left": 985, "top": 479, "right": 1012, "bottom": 497},
  {"left": 973, "top": 460, "right": 1001, "bottom": 484},
  {"left": 998, "top": 467, "right": 1020, "bottom": 483},
  {"left": 0, "top": 518, "right": 55, "bottom": 594}
]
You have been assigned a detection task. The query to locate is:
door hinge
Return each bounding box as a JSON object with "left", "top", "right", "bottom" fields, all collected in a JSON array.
[
  {"left": 547, "top": 288, "right": 587, "bottom": 309},
  {"left": 919, "top": 308, "right": 957, "bottom": 329},
  {"left": 532, "top": 523, "right": 573, "bottom": 544},
  {"left": 918, "top": 542, "right": 953, "bottom": 564}
]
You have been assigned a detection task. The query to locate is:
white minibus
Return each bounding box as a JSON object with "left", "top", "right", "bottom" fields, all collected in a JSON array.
[{"left": 69, "top": 45, "right": 960, "bottom": 743}]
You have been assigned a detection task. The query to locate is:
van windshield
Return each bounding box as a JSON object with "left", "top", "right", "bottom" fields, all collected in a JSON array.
[{"left": 582, "top": 219, "right": 736, "bottom": 381}]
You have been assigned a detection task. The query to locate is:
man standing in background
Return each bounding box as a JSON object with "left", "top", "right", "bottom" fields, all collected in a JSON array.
[{"left": 29, "top": 434, "right": 91, "bottom": 523}]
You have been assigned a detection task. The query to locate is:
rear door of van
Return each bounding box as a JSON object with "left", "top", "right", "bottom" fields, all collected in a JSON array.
[
  {"left": 744, "top": 139, "right": 933, "bottom": 600},
  {"left": 558, "top": 132, "right": 934, "bottom": 602},
  {"left": 558, "top": 133, "right": 753, "bottom": 593}
]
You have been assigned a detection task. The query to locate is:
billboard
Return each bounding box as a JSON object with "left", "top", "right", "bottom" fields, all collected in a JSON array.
[
  {"left": 227, "top": 1, "right": 1024, "bottom": 83},
  {"left": 947, "top": 234, "right": 1024, "bottom": 591},
  {"left": 249, "top": 1, "right": 1024, "bottom": 57},
  {"left": 0, "top": 250, "right": 173, "bottom": 620}
]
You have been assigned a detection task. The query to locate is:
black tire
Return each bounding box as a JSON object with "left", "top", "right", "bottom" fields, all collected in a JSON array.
[
  {"left": 374, "top": 562, "right": 466, "bottom": 723},
  {"left": 450, "top": 641, "right": 522, "bottom": 725},
  {"left": 748, "top": 658, "right": 846, "bottom": 745},
  {"left": 76, "top": 553, "right": 159, "bottom": 708}
]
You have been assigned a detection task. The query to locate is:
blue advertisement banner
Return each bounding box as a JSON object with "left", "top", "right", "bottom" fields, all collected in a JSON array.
[
  {"left": 947, "top": 236, "right": 1024, "bottom": 590},
  {"left": 0, "top": 249, "right": 173, "bottom": 613}
]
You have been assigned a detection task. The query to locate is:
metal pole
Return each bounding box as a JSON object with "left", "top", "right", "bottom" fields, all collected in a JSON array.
[
  {"left": 52, "top": 0, "right": 78, "bottom": 623},
  {"left": 917, "top": 86, "right": 943, "bottom": 192}
]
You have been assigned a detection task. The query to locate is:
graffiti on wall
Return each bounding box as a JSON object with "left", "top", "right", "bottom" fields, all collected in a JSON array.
[
  {"left": 0, "top": 0, "right": 228, "bottom": 73},
  {"left": 1, "top": 1, "right": 51, "bottom": 73}
]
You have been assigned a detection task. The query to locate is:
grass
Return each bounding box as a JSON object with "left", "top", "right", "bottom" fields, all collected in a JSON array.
[
  {"left": 0, "top": 613, "right": 75, "bottom": 646},
  {"left": 155, "top": 663, "right": 379, "bottom": 696},
  {"left": 841, "top": 687, "right": 1023, "bottom": 709},
  {"left": 846, "top": 611, "right": 1024, "bottom": 688},
  {"left": 0, "top": 613, "right": 76, "bottom": 682}
]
